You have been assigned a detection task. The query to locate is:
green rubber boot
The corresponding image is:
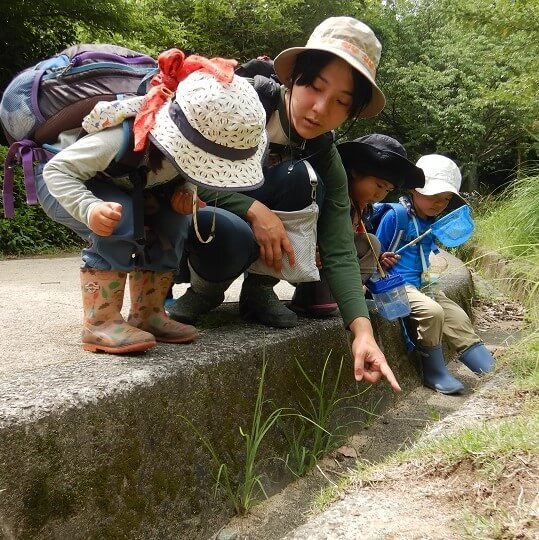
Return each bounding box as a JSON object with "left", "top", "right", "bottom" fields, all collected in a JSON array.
[
  {"left": 239, "top": 273, "right": 298, "bottom": 328},
  {"left": 167, "top": 265, "right": 233, "bottom": 324}
]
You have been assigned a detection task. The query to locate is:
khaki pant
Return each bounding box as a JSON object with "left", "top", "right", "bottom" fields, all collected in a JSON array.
[{"left": 405, "top": 285, "right": 479, "bottom": 352}]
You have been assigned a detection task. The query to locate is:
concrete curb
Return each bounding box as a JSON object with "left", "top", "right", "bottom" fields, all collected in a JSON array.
[{"left": 0, "top": 251, "right": 473, "bottom": 539}]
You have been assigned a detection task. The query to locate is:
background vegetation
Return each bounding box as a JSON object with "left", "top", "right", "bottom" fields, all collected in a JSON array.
[
  {"left": 466, "top": 170, "right": 539, "bottom": 319},
  {"left": 0, "top": 0, "right": 537, "bottom": 255}
]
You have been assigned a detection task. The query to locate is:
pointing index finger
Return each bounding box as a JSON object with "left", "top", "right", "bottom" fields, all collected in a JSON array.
[{"left": 381, "top": 363, "right": 401, "bottom": 392}]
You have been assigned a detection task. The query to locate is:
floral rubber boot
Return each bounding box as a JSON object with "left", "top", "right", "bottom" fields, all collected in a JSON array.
[
  {"left": 127, "top": 270, "right": 199, "bottom": 344},
  {"left": 80, "top": 268, "right": 156, "bottom": 354}
]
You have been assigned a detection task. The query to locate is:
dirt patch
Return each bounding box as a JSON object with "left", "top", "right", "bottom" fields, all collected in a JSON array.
[
  {"left": 470, "top": 275, "right": 527, "bottom": 341},
  {"left": 445, "top": 457, "right": 539, "bottom": 539},
  {"left": 300, "top": 454, "right": 539, "bottom": 540},
  {"left": 473, "top": 297, "right": 525, "bottom": 333},
  {"left": 332, "top": 453, "right": 539, "bottom": 540}
]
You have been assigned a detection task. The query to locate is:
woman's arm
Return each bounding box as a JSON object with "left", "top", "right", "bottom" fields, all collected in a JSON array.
[
  {"left": 315, "top": 144, "right": 400, "bottom": 392},
  {"left": 195, "top": 186, "right": 255, "bottom": 218},
  {"left": 315, "top": 144, "right": 368, "bottom": 325}
]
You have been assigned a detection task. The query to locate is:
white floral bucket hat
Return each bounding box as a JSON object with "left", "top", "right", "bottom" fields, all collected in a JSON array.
[
  {"left": 149, "top": 71, "right": 268, "bottom": 191},
  {"left": 83, "top": 71, "right": 267, "bottom": 192},
  {"left": 274, "top": 16, "right": 385, "bottom": 118}
]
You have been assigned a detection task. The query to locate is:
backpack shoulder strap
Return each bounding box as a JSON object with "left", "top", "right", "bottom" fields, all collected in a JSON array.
[
  {"left": 106, "top": 119, "right": 148, "bottom": 245},
  {"left": 251, "top": 75, "right": 281, "bottom": 124},
  {"left": 372, "top": 202, "right": 410, "bottom": 253},
  {"left": 387, "top": 202, "right": 410, "bottom": 252},
  {"left": 103, "top": 119, "right": 147, "bottom": 175}
]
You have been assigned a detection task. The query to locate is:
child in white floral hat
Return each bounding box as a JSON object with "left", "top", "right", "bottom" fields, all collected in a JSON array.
[{"left": 38, "top": 50, "right": 267, "bottom": 355}]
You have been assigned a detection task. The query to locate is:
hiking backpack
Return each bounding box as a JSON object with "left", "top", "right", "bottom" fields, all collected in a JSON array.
[
  {"left": 368, "top": 201, "right": 440, "bottom": 256},
  {"left": 367, "top": 202, "right": 411, "bottom": 252},
  {"left": 0, "top": 44, "right": 157, "bottom": 217}
]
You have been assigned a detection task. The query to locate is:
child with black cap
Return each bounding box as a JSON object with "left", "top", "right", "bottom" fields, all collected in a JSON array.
[{"left": 291, "top": 133, "right": 425, "bottom": 315}]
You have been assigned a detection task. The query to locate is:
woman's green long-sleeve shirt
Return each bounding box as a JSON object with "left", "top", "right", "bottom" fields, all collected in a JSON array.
[{"left": 197, "top": 89, "right": 369, "bottom": 328}]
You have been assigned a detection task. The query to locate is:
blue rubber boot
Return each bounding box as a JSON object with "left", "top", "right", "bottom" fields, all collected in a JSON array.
[
  {"left": 459, "top": 342, "right": 495, "bottom": 374},
  {"left": 418, "top": 344, "right": 465, "bottom": 395}
]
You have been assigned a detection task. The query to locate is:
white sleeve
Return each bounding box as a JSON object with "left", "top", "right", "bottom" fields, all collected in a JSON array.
[{"left": 42, "top": 127, "right": 124, "bottom": 227}]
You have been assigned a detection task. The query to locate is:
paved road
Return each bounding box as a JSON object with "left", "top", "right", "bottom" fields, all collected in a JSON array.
[{"left": 0, "top": 255, "right": 294, "bottom": 377}]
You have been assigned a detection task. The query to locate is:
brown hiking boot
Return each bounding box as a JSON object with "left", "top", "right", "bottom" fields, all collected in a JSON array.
[
  {"left": 80, "top": 268, "right": 156, "bottom": 354},
  {"left": 127, "top": 270, "right": 198, "bottom": 344}
]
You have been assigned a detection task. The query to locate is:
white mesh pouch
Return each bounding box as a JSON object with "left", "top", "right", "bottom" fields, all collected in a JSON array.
[
  {"left": 249, "top": 203, "right": 320, "bottom": 282},
  {"left": 248, "top": 160, "right": 320, "bottom": 283}
]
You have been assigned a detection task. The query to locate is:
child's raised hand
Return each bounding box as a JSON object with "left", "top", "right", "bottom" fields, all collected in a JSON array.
[
  {"left": 171, "top": 189, "right": 207, "bottom": 215},
  {"left": 380, "top": 251, "right": 400, "bottom": 269},
  {"left": 89, "top": 202, "right": 122, "bottom": 236}
]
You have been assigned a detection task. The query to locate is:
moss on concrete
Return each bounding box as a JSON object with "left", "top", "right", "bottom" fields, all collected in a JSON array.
[{"left": 0, "top": 251, "right": 473, "bottom": 539}]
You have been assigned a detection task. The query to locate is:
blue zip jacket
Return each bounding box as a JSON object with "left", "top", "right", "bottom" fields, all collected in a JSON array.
[{"left": 375, "top": 207, "right": 438, "bottom": 288}]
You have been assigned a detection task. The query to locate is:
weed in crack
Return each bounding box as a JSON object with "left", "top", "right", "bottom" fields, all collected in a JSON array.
[{"left": 181, "top": 355, "right": 287, "bottom": 515}]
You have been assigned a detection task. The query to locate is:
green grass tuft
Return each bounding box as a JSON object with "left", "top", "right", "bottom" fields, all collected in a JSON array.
[{"left": 466, "top": 170, "right": 539, "bottom": 317}]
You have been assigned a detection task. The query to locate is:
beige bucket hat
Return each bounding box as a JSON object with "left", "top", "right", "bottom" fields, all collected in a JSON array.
[
  {"left": 149, "top": 71, "right": 268, "bottom": 191},
  {"left": 273, "top": 16, "right": 386, "bottom": 118}
]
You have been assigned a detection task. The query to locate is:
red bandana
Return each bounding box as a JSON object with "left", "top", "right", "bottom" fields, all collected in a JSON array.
[{"left": 133, "top": 49, "right": 238, "bottom": 151}]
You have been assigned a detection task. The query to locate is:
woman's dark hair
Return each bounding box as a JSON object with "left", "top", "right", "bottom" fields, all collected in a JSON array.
[{"left": 291, "top": 50, "right": 372, "bottom": 118}]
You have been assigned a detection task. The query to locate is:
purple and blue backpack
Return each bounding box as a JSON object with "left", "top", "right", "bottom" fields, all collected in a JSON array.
[{"left": 0, "top": 44, "right": 157, "bottom": 217}]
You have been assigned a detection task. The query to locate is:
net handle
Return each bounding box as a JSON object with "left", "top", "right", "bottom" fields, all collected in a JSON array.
[
  {"left": 357, "top": 212, "right": 386, "bottom": 279},
  {"left": 395, "top": 228, "right": 432, "bottom": 254}
]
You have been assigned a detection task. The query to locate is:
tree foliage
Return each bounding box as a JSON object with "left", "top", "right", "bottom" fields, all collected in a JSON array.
[
  {"left": 0, "top": 0, "right": 136, "bottom": 90},
  {"left": 355, "top": 0, "right": 538, "bottom": 190},
  {"left": 0, "top": 0, "right": 537, "bottom": 253},
  {"left": 0, "top": 147, "right": 82, "bottom": 255}
]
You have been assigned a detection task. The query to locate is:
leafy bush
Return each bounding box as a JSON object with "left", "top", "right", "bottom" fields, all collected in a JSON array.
[
  {"left": 0, "top": 145, "right": 82, "bottom": 257},
  {"left": 466, "top": 167, "right": 539, "bottom": 318}
]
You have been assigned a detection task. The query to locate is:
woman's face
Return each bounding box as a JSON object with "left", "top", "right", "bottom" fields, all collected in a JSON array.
[
  {"left": 287, "top": 57, "right": 355, "bottom": 139},
  {"left": 350, "top": 175, "right": 394, "bottom": 210}
]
